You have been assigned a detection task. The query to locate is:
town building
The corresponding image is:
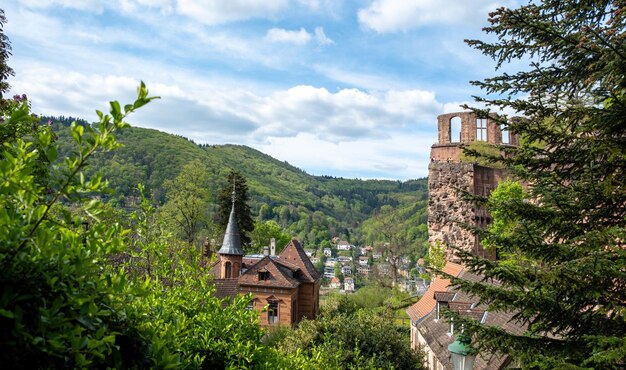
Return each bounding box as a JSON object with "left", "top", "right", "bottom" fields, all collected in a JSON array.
[
  {"left": 407, "top": 112, "right": 523, "bottom": 369},
  {"left": 323, "top": 267, "right": 334, "bottom": 279},
  {"left": 337, "top": 240, "right": 352, "bottom": 250},
  {"left": 341, "top": 265, "right": 352, "bottom": 275},
  {"left": 210, "top": 194, "right": 320, "bottom": 327},
  {"left": 358, "top": 256, "right": 369, "bottom": 266},
  {"left": 344, "top": 277, "right": 355, "bottom": 292}
]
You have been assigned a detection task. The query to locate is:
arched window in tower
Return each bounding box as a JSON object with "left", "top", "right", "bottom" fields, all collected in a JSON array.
[
  {"left": 501, "top": 124, "right": 510, "bottom": 144},
  {"left": 224, "top": 261, "right": 232, "bottom": 278},
  {"left": 476, "top": 118, "right": 488, "bottom": 141},
  {"left": 450, "top": 116, "right": 462, "bottom": 143}
]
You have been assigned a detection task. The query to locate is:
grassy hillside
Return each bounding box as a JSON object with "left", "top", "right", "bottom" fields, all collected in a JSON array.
[{"left": 49, "top": 117, "right": 428, "bottom": 246}]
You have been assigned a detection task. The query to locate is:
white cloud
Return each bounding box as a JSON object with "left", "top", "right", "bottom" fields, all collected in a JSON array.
[
  {"left": 265, "top": 28, "right": 312, "bottom": 45},
  {"left": 256, "top": 132, "right": 433, "bottom": 179},
  {"left": 254, "top": 85, "right": 440, "bottom": 142},
  {"left": 176, "top": 0, "right": 289, "bottom": 25},
  {"left": 358, "top": 0, "right": 500, "bottom": 33},
  {"left": 265, "top": 27, "right": 334, "bottom": 46},
  {"left": 314, "top": 27, "right": 334, "bottom": 45},
  {"left": 12, "top": 63, "right": 441, "bottom": 179},
  {"left": 13, "top": 63, "right": 440, "bottom": 142}
]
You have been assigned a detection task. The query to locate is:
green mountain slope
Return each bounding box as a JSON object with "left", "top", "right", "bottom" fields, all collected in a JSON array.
[{"left": 49, "top": 118, "right": 428, "bottom": 246}]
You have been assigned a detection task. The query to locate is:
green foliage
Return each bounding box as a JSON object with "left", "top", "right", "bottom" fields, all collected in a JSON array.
[
  {"left": 0, "top": 9, "right": 14, "bottom": 98},
  {"left": 422, "top": 240, "right": 446, "bottom": 280},
  {"left": 0, "top": 83, "right": 290, "bottom": 369},
  {"left": 460, "top": 140, "right": 506, "bottom": 168},
  {"left": 361, "top": 204, "right": 426, "bottom": 286},
  {"left": 47, "top": 124, "right": 428, "bottom": 249},
  {"left": 160, "top": 159, "right": 212, "bottom": 245},
  {"left": 454, "top": 1, "right": 626, "bottom": 368},
  {"left": 0, "top": 82, "right": 158, "bottom": 367},
  {"left": 250, "top": 220, "right": 291, "bottom": 253},
  {"left": 277, "top": 295, "right": 425, "bottom": 370},
  {"left": 343, "top": 284, "right": 406, "bottom": 311}
]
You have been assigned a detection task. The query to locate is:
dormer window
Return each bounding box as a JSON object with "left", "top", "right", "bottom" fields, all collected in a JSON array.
[
  {"left": 436, "top": 301, "right": 448, "bottom": 320},
  {"left": 258, "top": 270, "right": 270, "bottom": 281},
  {"left": 434, "top": 291, "right": 455, "bottom": 320}
]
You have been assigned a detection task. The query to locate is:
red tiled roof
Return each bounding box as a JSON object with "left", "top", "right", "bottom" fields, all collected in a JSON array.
[
  {"left": 413, "top": 265, "right": 527, "bottom": 370},
  {"left": 406, "top": 262, "right": 463, "bottom": 322}
]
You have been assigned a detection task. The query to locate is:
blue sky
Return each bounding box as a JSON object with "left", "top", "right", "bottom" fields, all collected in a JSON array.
[{"left": 4, "top": 0, "right": 521, "bottom": 180}]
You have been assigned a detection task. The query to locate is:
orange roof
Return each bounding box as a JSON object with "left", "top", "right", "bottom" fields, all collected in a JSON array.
[{"left": 406, "top": 262, "right": 463, "bottom": 322}]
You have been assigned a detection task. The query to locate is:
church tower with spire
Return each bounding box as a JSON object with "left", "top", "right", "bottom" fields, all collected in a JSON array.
[{"left": 217, "top": 185, "right": 244, "bottom": 278}]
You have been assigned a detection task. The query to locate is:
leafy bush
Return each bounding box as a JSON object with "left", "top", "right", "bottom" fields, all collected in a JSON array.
[{"left": 277, "top": 294, "right": 425, "bottom": 370}]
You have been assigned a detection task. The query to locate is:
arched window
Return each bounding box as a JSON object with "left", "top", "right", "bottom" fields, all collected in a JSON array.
[
  {"left": 501, "top": 124, "right": 510, "bottom": 144},
  {"left": 450, "top": 117, "right": 462, "bottom": 143},
  {"left": 224, "top": 261, "right": 232, "bottom": 278}
]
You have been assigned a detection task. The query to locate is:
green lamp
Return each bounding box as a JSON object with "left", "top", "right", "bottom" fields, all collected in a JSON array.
[{"left": 448, "top": 333, "right": 475, "bottom": 370}]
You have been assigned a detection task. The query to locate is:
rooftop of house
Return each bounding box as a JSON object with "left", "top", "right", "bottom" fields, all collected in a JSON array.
[
  {"left": 406, "top": 262, "right": 463, "bottom": 322},
  {"left": 211, "top": 239, "right": 320, "bottom": 301},
  {"left": 407, "top": 263, "right": 527, "bottom": 369}
]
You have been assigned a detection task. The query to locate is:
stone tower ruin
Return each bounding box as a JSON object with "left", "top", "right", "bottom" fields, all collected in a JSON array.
[{"left": 428, "top": 112, "right": 519, "bottom": 261}]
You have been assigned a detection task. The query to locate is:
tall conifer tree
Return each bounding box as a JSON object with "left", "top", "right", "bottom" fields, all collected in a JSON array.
[
  {"left": 217, "top": 170, "right": 254, "bottom": 250},
  {"left": 451, "top": 1, "right": 626, "bottom": 368}
]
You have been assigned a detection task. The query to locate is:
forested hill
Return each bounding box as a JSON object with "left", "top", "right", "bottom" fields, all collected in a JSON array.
[{"left": 49, "top": 117, "right": 428, "bottom": 246}]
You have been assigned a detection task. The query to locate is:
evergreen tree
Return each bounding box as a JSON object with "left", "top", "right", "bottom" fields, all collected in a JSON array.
[
  {"left": 451, "top": 1, "right": 626, "bottom": 368},
  {"left": 217, "top": 170, "right": 254, "bottom": 249}
]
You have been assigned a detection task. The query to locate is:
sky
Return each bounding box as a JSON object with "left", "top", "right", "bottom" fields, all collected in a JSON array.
[{"left": 3, "top": 0, "right": 522, "bottom": 180}]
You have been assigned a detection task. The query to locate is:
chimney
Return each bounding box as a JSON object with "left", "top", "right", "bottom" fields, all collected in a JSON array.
[
  {"left": 263, "top": 245, "right": 270, "bottom": 256},
  {"left": 270, "top": 238, "right": 276, "bottom": 256}
]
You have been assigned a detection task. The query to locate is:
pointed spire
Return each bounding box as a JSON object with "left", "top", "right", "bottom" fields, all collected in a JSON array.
[{"left": 218, "top": 178, "right": 244, "bottom": 256}]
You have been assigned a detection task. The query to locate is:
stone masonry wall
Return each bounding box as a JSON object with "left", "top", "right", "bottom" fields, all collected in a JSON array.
[{"left": 428, "top": 161, "right": 476, "bottom": 261}]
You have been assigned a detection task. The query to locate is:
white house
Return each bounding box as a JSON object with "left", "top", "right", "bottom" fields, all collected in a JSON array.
[
  {"left": 344, "top": 277, "right": 355, "bottom": 292},
  {"left": 341, "top": 265, "right": 352, "bottom": 275},
  {"left": 323, "top": 248, "right": 332, "bottom": 257},
  {"left": 330, "top": 276, "right": 341, "bottom": 289},
  {"left": 337, "top": 241, "right": 352, "bottom": 251}
]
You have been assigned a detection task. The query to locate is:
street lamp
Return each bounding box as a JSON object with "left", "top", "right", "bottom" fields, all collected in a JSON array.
[{"left": 448, "top": 333, "right": 475, "bottom": 370}]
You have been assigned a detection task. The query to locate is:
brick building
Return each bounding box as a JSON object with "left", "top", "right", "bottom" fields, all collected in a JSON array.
[{"left": 210, "top": 195, "right": 320, "bottom": 327}]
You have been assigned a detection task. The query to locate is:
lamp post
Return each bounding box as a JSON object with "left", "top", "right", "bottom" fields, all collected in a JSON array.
[{"left": 448, "top": 333, "right": 475, "bottom": 370}]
